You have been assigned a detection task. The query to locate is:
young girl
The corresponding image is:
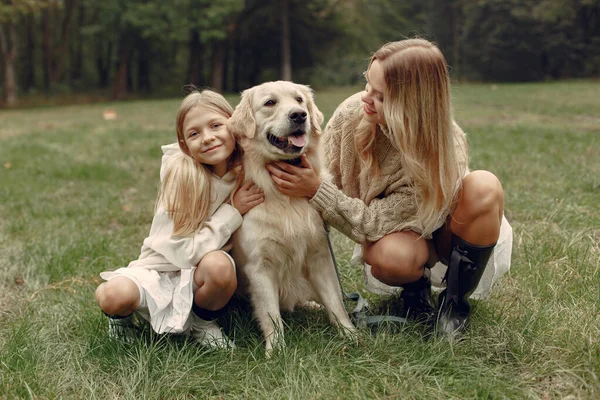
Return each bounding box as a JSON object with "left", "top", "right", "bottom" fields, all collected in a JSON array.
[
  {"left": 267, "top": 39, "right": 512, "bottom": 337},
  {"left": 95, "top": 89, "right": 264, "bottom": 348}
]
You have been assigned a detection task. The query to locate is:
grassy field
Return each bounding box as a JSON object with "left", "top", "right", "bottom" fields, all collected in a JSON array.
[{"left": 1, "top": 81, "right": 599, "bottom": 399}]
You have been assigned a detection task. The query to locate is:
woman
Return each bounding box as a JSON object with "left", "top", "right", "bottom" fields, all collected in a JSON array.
[{"left": 266, "top": 38, "right": 511, "bottom": 337}]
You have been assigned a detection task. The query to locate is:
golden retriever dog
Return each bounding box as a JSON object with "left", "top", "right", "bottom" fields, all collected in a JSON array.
[{"left": 228, "top": 81, "right": 356, "bottom": 355}]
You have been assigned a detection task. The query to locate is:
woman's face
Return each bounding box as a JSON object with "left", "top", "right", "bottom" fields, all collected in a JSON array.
[{"left": 361, "top": 59, "right": 386, "bottom": 125}]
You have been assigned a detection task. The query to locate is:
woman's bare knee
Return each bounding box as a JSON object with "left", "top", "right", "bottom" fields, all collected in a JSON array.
[
  {"left": 451, "top": 171, "right": 504, "bottom": 244},
  {"left": 95, "top": 277, "right": 139, "bottom": 316},
  {"left": 458, "top": 170, "right": 504, "bottom": 221},
  {"left": 365, "top": 232, "right": 428, "bottom": 285}
]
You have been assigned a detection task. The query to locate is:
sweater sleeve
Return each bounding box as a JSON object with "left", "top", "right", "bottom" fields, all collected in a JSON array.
[
  {"left": 309, "top": 177, "right": 420, "bottom": 244},
  {"left": 146, "top": 203, "right": 243, "bottom": 270},
  {"left": 311, "top": 93, "right": 422, "bottom": 243}
]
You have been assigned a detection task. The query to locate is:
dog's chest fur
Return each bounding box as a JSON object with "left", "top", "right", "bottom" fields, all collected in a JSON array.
[{"left": 232, "top": 158, "right": 325, "bottom": 309}]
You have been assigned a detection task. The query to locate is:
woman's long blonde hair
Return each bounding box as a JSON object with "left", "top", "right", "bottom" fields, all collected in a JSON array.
[
  {"left": 158, "top": 89, "right": 240, "bottom": 236},
  {"left": 355, "top": 38, "right": 464, "bottom": 236}
]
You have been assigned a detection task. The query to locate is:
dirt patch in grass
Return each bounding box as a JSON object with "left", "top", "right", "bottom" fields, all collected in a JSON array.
[{"left": 0, "top": 282, "right": 28, "bottom": 318}]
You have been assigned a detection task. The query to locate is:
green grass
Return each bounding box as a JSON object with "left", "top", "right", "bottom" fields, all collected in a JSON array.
[{"left": 1, "top": 81, "right": 599, "bottom": 399}]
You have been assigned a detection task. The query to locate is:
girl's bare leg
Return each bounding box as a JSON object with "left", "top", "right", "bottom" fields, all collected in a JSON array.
[
  {"left": 95, "top": 276, "right": 140, "bottom": 317},
  {"left": 193, "top": 251, "right": 237, "bottom": 312}
]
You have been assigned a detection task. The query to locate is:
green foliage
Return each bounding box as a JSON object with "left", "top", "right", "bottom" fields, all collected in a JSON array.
[
  {"left": 296, "top": 0, "right": 429, "bottom": 86},
  {"left": 1, "top": 0, "right": 600, "bottom": 105},
  {"left": 460, "top": 0, "right": 543, "bottom": 81},
  {"left": 231, "top": 0, "right": 353, "bottom": 85},
  {"left": 0, "top": 0, "right": 42, "bottom": 23},
  {"left": 458, "top": 0, "right": 600, "bottom": 81}
]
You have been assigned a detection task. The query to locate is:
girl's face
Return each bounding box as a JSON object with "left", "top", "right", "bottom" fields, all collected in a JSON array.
[
  {"left": 360, "top": 59, "right": 386, "bottom": 125},
  {"left": 182, "top": 106, "right": 235, "bottom": 177}
]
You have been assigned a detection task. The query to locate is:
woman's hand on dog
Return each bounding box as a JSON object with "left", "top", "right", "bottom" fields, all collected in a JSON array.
[
  {"left": 233, "top": 181, "right": 265, "bottom": 215},
  {"left": 267, "top": 155, "right": 321, "bottom": 198}
]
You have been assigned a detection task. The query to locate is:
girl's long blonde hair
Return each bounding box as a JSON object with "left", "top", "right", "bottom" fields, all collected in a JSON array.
[
  {"left": 158, "top": 89, "right": 240, "bottom": 236},
  {"left": 355, "top": 38, "right": 464, "bottom": 236}
]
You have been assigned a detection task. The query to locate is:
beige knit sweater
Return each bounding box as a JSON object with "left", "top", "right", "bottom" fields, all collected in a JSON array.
[{"left": 309, "top": 92, "right": 468, "bottom": 243}]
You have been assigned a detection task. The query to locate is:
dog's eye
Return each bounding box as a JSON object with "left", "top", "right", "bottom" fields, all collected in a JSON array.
[
  {"left": 264, "top": 99, "right": 276, "bottom": 106},
  {"left": 296, "top": 96, "right": 303, "bottom": 104}
]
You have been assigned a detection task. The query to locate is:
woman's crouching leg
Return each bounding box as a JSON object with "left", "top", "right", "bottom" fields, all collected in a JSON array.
[
  {"left": 363, "top": 231, "right": 435, "bottom": 321},
  {"left": 363, "top": 230, "right": 429, "bottom": 286}
]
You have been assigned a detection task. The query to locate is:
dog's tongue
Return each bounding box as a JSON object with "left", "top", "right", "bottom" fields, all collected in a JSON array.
[{"left": 288, "top": 134, "right": 306, "bottom": 147}]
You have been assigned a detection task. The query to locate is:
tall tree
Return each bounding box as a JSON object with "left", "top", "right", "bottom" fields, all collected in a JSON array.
[
  {"left": 0, "top": 0, "right": 43, "bottom": 105},
  {"left": 21, "top": 11, "right": 36, "bottom": 91},
  {"left": 428, "top": 0, "right": 465, "bottom": 75},
  {"left": 199, "top": 1, "right": 244, "bottom": 90},
  {"left": 187, "top": 29, "right": 204, "bottom": 86},
  {"left": 280, "top": 0, "right": 291, "bottom": 80},
  {"left": 0, "top": 18, "right": 17, "bottom": 105},
  {"left": 69, "top": 1, "right": 84, "bottom": 86},
  {"left": 459, "top": 0, "right": 600, "bottom": 81},
  {"left": 40, "top": 0, "right": 78, "bottom": 91}
]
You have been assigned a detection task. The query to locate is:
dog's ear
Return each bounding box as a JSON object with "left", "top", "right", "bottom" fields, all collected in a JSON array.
[
  {"left": 301, "top": 85, "right": 324, "bottom": 135},
  {"left": 228, "top": 89, "right": 256, "bottom": 139}
]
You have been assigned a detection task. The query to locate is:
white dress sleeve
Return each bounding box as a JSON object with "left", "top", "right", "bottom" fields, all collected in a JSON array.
[{"left": 145, "top": 203, "right": 242, "bottom": 270}]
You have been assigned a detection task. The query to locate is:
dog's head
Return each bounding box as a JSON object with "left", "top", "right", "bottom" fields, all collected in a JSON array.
[{"left": 228, "top": 81, "right": 324, "bottom": 161}]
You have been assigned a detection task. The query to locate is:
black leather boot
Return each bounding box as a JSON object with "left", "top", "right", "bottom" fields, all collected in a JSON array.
[
  {"left": 437, "top": 235, "right": 495, "bottom": 337},
  {"left": 400, "top": 270, "right": 436, "bottom": 324}
]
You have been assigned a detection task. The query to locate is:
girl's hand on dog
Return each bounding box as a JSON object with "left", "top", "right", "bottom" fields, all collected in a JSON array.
[
  {"left": 267, "top": 155, "right": 321, "bottom": 198},
  {"left": 233, "top": 181, "right": 264, "bottom": 215}
]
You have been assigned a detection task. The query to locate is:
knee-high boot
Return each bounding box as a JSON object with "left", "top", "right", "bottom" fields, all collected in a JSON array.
[{"left": 437, "top": 235, "right": 495, "bottom": 337}]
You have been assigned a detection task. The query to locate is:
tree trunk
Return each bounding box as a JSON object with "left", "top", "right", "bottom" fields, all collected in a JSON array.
[
  {"left": 71, "top": 3, "right": 84, "bottom": 85},
  {"left": 112, "top": 34, "right": 134, "bottom": 100},
  {"left": 127, "top": 50, "right": 134, "bottom": 92},
  {"left": 138, "top": 39, "right": 151, "bottom": 92},
  {"left": 210, "top": 42, "right": 226, "bottom": 92},
  {"left": 41, "top": 0, "right": 78, "bottom": 90},
  {"left": 96, "top": 37, "right": 111, "bottom": 88},
  {"left": 187, "top": 30, "right": 204, "bottom": 86},
  {"left": 280, "top": 0, "right": 292, "bottom": 80},
  {"left": 427, "top": 0, "right": 455, "bottom": 66},
  {"left": 221, "top": 21, "right": 237, "bottom": 92},
  {"left": 41, "top": 7, "right": 52, "bottom": 90},
  {"left": 451, "top": 1, "right": 463, "bottom": 79},
  {"left": 23, "top": 14, "right": 36, "bottom": 91},
  {"left": 232, "top": 23, "right": 241, "bottom": 92},
  {"left": 0, "top": 24, "right": 18, "bottom": 106}
]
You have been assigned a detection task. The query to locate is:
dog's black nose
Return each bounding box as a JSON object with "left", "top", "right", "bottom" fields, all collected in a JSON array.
[{"left": 289, "top": 110, "right": 307, "bottom": 124}]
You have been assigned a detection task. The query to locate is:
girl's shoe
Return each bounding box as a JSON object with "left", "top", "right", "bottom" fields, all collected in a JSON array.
[
  {"left": 107, "top": 314, "right": 138, "bottom": 343},
  {"left": 189, "top": 314, "right": 235, "bottom": 349}
]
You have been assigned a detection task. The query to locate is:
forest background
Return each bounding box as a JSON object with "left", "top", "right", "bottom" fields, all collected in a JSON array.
[{"left": 1, "top": 0, "right": 600, "bottom": 107}]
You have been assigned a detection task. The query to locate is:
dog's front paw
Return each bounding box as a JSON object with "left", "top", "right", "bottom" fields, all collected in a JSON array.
[
  {"left": 264, "top": 332, "right": 285, "bottom": 359},
  {"left": 339, "top": 324, "right": 359, "bottom": 342}
]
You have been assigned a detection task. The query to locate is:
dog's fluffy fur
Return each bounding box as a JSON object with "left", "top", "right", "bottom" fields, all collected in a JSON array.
[{"left": 228, "top": 81, "right": 356, "bottom": 354}]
